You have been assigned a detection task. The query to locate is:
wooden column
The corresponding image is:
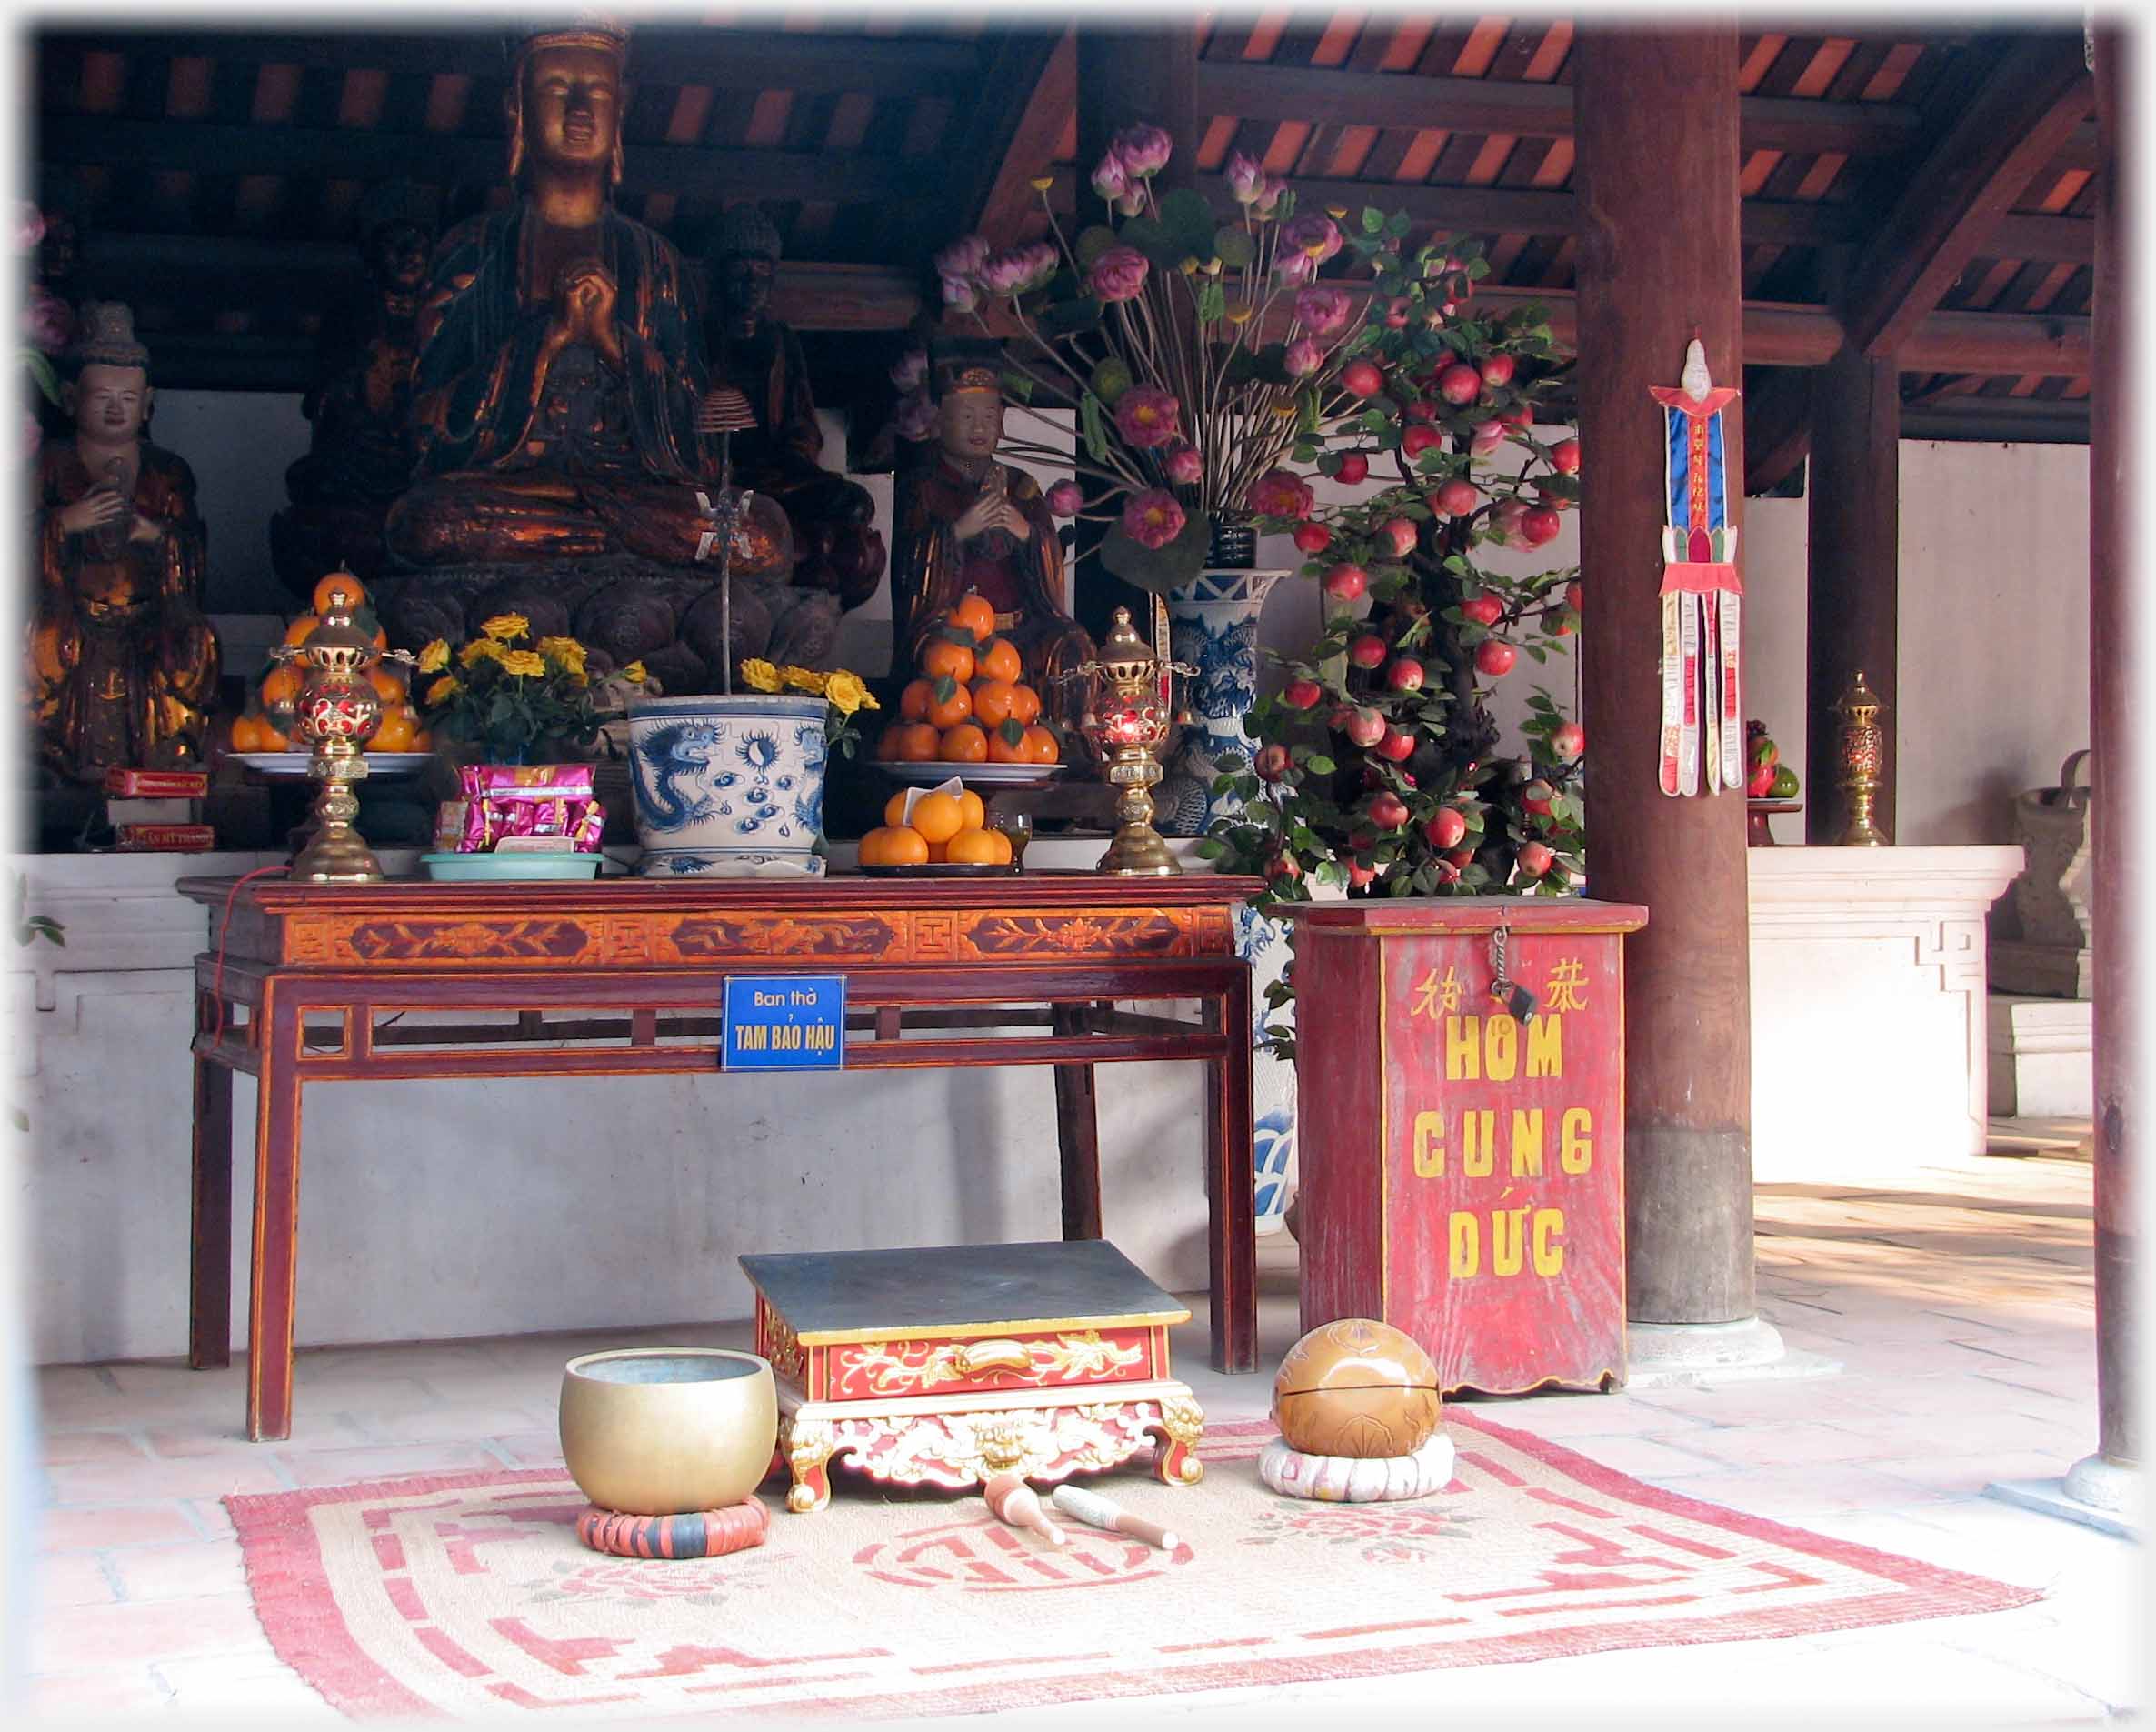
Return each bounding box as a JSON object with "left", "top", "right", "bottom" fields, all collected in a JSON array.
[
  {"left": 1573, "top": 25, "right": 1757, "bottom": 1326},
  {"left": 1807, "top": 257, "right": 1901, "bottom": 844},
  {"left": 2088, "top": 26, "right": 2139, "bottom": 1473}
]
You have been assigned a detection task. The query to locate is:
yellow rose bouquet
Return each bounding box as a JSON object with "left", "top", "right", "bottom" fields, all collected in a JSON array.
[
  {"left": 415, "top": 614, "right": 645, "bottom": 764},
  {"left": 737, "top": 658, "right": 882, "bottom": 758}
]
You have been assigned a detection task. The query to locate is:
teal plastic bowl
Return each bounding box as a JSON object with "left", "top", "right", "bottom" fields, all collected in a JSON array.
[{"left": 422, "top": 851, "right": 602, "bottom": 882}]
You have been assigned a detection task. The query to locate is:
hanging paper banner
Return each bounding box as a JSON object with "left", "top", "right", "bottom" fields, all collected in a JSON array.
[{"left": 1649, "top": 336, "right": 1744, "bottom": 797}]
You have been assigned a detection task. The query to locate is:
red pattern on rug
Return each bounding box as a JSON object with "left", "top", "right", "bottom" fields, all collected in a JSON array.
[{"left": 225, "top": 1414, "right": 2041, "bottom": 1719}]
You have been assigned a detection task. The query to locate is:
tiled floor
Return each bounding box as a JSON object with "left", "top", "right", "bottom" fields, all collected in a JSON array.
[{"left": 18, "top": 1152, "right": 2142, "bottom": 1724}]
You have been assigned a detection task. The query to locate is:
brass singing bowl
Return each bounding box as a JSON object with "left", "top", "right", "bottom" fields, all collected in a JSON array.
[{"left": 558, "top": 1347, "right": 778, "bottom": 1517}]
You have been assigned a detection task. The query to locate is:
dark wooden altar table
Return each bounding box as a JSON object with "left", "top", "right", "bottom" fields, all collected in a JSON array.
[{"left": 177, "top": 871, "right": 1263, "bottom": 1441}]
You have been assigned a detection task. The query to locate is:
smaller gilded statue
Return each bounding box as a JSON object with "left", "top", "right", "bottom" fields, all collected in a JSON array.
[
  {"left": 270, "top": 180, "right": 438, "bottom": 593},
  {"left": 701, "top": 204, "right": 885, "bottom": 612},
  {"left": 26, "top": 303, "right": 219, "bottom": 783},
  {"left": 891, "top": 360, "right": 1092, "bottom": 716}
]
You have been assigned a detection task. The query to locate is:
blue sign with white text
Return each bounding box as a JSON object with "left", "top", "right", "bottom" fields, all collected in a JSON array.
[{"left": 723, "top": 975, "right": 846, "bottom": 1071}]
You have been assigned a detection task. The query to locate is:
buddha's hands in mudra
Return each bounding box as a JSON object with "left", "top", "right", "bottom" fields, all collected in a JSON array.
[
  {"left": 954, "top": 474, "right": 1030, "bottom": 544},
  {"left": 551, "top": 261, "right": 624, "bottom": 370}
]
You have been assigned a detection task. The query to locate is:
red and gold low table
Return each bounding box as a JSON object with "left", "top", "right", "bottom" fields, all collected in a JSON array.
[{"left": 743, "top": 1239, "right": 1205, "bottom": 1513}]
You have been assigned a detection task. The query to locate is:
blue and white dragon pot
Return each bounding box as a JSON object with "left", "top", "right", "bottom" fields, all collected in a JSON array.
[
  {"left": 1155, "top": 569, "right": 1289, "bottom": 838},
  {"left": 626, "top": 694, "right": 829, "bottom": 877}
]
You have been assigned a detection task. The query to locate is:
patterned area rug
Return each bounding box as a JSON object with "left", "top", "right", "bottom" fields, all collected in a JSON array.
[{"left": 225, "top": 1416, "right": 2040, "bottom": 1719}]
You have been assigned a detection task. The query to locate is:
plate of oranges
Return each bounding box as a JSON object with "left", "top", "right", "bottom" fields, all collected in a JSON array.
[
  {"left": 856, "top": 784, "right": 1019, "bottom": 875},
  {"left": 873, "top": 591, "right": 1066, "bottom": 779}
]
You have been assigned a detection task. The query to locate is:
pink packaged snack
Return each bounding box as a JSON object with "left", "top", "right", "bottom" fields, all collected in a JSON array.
[{"left": 453, "top": 764, "right": 606, "bottom": 853}]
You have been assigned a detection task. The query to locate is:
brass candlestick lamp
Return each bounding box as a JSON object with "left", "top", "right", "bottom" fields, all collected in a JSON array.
[
  {"left": 1068, "top": 606, "right": 1195, "bottom": 877},
  {"left": 271, "top": 573, "right": 417, "bottom": 883},
  {"left": 1832, "top": 668, "right": 1891, "bottom": 847}
]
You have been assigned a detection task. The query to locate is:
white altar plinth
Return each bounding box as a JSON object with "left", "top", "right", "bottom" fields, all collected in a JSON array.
[{"left": 1747, "top": 846, "right": 2023, "bottom": 1184}]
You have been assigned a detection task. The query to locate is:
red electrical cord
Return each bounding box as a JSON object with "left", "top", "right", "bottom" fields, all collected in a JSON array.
[{"left": 205, "top": 865, "right": 287, "bottom": 1048}]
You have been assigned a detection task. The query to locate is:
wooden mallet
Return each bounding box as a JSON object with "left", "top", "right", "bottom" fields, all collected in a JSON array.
[
  {"left": 1050, "top": 1483, "right": 1182, "bottom": 1552},
  {"left": 983, "top": 1471, "right": 1067, "bottom": 1547}
]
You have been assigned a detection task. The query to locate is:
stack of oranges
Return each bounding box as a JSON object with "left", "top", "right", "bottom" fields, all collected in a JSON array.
[
  {"left": 875, "top": 591, "right": 1060, "bottom": 766},
  {"left": 226, "top": 573, "right": 433, "bottom": 755},
  {"left": 858, "top": 786, "right": 1013, "bottom": 867}
]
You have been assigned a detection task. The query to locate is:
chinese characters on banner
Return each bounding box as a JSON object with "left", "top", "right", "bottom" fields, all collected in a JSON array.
[{"left": 1650, "top": 336, "right": 1745, "bottom": 797}]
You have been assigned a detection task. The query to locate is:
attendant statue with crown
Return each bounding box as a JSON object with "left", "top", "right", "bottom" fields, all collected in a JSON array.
[
  {"left": 374, "top": 15, "right": 837, "bottom": 689},
  {"left": 701, "top": 203, "right": 886, "bottom": 615},
  {"left": 891, "top": 355, "right": 1093, "bottom": 721},
  {"left": 25, "top": 303, "right": 219, "bottom": 785}
]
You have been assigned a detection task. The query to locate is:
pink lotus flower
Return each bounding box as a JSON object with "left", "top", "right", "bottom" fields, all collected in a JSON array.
[
  {"left": 1252, "top": 175, "right": 1286, "bottom": 216},
  {"left": 980, "top": 245, "right": 1055, "bottom": 296},
  {"left": 23, "top": 285, "right": 72, "bottom": 354},
  {"left": 1225, "top": 152, "right": 1265, "bottom": 204},
  {"left": 16, "top": 203, "right": 45, "bottom": 252},
  {"left": 1112, "top": 124, "right": 1173, "bottom": 179},
  {"left": 1115, "top": 190, "right": 1146, "bottom": 218},
  {"left": 1113, "top": 385, "right": 1182, "bottom": 449},
  {"left": 889, "top": 348, "right": 928, "bottom": 392},
  {"left": 1123, "top": 487, "right": 1186, "bottom": 549},
  {"left": 1282, "top": 213, "right": 1343, "bottom": 262},
  {"left": 1091, "top": 153, "right": 1131, "bottom": 204},
  {"left": 1283, "top": 336, "right": 1323, "bottom": 378},
  {"left": 1087, "top": 245, "right": 1150, "bottom": 304},
  {"left": 894, "top": 389, "right": 935, "bottom": 442},
  {"left": 1164, "top": 443, "right": 1203, "bottom": 485},
  {"left": 1249, "top": 468, "right": 1315, "bottom": 521},
  {"left": 1047, "top": 479, "right": 1084, "bottom": 516},
  {"left": 940, "top": 274, "right": 979, "bottom": 314},
  {"left": 1294, "top": 286, "right": 1354, "bottom": 335},
  {"left": 933, "top": 235, "right": 989, "bottom": 281},
  {"left": 1273, "top": 251, "right": 1317, "bottom": 287}
]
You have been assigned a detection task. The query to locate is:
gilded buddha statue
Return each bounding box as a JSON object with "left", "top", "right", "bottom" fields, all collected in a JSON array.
[
  {"left": 372, "top": 16, "right": 835, "bottom": 689},
  {"left": 25, "top": 303, "right": 219, "bottom": 783},
  {"left": 891, "top": 359, "right": 1093, "bottom": 720},
  {"left": 701, "top": 204, "right": 886, "bottom": 613}
]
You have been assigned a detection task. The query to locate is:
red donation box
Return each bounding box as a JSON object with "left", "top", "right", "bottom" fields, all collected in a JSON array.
[{"left": 1285, "top": 896, "right": 1649, "bottom": 1395}]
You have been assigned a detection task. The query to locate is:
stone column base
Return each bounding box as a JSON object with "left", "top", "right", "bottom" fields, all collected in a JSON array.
[{"left": 1621, "top": 1315, "right": 1841, "bottom": 1389}]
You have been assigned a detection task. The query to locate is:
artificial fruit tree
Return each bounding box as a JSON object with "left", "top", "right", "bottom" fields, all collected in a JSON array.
[
  {"left": 1203, "top": 215, "right": 1587, "bottom": 912},
  {"left": 926, "top": 134, "right": 1396, "bottom": 592}
]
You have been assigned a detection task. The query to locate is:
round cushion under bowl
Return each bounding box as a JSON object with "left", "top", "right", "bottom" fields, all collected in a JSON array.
[
  {"left": 1257, "top": 1431, "right": 1455, "bottom": 1503},
  {"left": 558, "top": 1347, "right": 778, "bottom": 1517},
  {"left": 1271, "top": 1317, "right": 1442, "bottom": 1459}
]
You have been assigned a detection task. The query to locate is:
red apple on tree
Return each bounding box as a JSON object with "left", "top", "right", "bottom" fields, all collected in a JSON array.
[
  {"left": 1369, "top": 792, "right": 1410, "bottom": 830},
  {"left": 1323, "top": 563, "right": 1369, "bottom": 602},
  {"left": 1402, "top": 425, "right": 1443, "bottom": 458},
  {"left": 1517, "top": 841, "right": 1556, "bottom": 878},
  {"left": 1327, "top": 704, "right": 1357, "bottom": 734},
  {"left": 1422, "top": 806, "right": 1468, "bottom": 849},
  {"left": 1255, "top": 744, "right": 1293, "bottom": 782},
  {"left": 1475, "top": 638, "right": 1518, "bottom": 677},
  {"left": 1479, "top": 352, "right": 1517, "bottom": 387},
  {"left": 1565, "top": 580, "right": 1583, "bottom": 611},
  {"left": 1349, "top": 634, "right": 1389, "bottom": 668},
  {"left": 1347, "top": 859, "right": 1378, "bottom": 888},
  {"left": 1549, "top": 437, "right": 1582, "bottom": 475},
  {"left": 1378, "top": 517, "right": 1418, "bottom": 558},
  {"left": 1344, "top": 707, "right": 1388, "bottom": 748},
  {"left": 1384, "top": 656, "right": 1425, "bottom": 692},
  {"left": 1460, "top": 593, "right": 1503, "bottom": 627},
  {"left": 1265, "top": 851, "right": 1303, "bottom": 884},
  {"left": 1501, "top": 402, "right": 1535, "bottom": 430},
  {"left": 1436, "top": 363, "right": 1482, "bottom": 405},
  {"left": 1522, "top": 778, "right": 1555, "bottom": 816},
  {"left": 1430, "top": 477, "right": 1480, "bottom": 518},
  {"left": 1433, "top": 858, "right": 1462, "bottom": 885},
  {"left": 1283, "top": 677, "right": 1323, "bottom": 710},
  {"left": 1471, "top": 419, "right": 1508, "bottom": 456},
  {"left": 1521, "top": 507, "right": 1562, "bottom": 546},
  {"left": 1382, "top": 298, "right": 1411, "bottom": 330},
  {"left": 1377, "top": 727, "right": 1417, "bottom": 762},
  {"left": 1446, "top": 846, "right": 1478, "bottom": 870},
  {"left": 1293, "top": 521, "right": 1333, "bottom": 555},
  {"left": 1342, "top": 359, "right": 1384, "bottom": 398},
  {"left": 1552, "top": 721, "right": 1585, "bottom": 760},
  {"left": 1405, "top": 398, "right": 1439, "bottom": 424},
  {"left": 1336, "top": 452, "right": 1370, "bottom": 484}
]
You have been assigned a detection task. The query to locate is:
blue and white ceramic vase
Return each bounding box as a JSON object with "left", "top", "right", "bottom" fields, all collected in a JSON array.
[
  {"left": 1233, "top": 879, "right": 1343, "bottom": 1233},
  {"left": 626, "top": 694, "right": 829, "bottom": 877},
  {"left": 1155, "top": 568, "right": 1289, "bottom": 838}
]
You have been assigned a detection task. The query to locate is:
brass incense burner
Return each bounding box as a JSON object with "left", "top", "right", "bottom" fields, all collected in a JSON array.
[
  {"left": 1832, "top": 669, "right": 1891, "bottom": 847},
  {"left": 271, "top": 573, "right": 416, "bottom": 883},
  {"left": 1068, "top": 606, "right": 1195, "bottom": 877}
]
